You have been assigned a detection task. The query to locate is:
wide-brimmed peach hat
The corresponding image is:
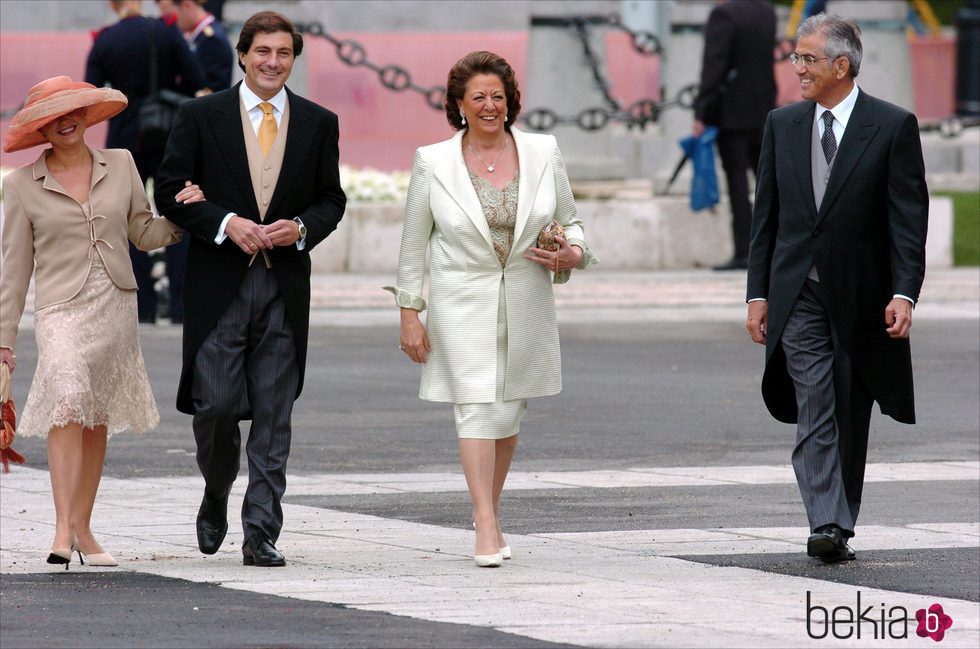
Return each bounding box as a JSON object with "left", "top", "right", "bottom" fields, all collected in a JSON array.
[{"left": 3, "top": 76, "right": 127, "bottom": 153}]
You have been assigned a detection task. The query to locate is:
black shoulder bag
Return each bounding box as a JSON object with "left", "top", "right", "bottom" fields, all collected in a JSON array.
[{"left": 138, "top": 19, "right": 191, "bottom": 148}]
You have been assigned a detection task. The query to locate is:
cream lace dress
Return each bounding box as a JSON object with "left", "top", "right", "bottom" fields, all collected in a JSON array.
[
  {"left": 18, "top": 202, "right": 160, "bottom": 438},
  {"left": 452, "top": 170, "right": 528, "bottom": 440}
]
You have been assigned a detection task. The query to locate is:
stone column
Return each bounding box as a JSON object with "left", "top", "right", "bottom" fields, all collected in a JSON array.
[
  {"left": 826, "top": 0, "right": 914, "bottom": 111},
  {"left": 524, "top": 15, "right": 626, "bottom": 180},
  {"left": 659, "top": 0, "right": 714, "bottom": 169}
]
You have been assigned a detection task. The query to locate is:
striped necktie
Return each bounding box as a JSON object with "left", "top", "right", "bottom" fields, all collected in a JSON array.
[{"left": 821, "top": 110, "right": 837, "bottom": 165}]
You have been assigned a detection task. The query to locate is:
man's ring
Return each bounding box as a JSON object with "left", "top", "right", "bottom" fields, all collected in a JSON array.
[{"left": 249, "top": 243, "right": 256, "bottom": 249}]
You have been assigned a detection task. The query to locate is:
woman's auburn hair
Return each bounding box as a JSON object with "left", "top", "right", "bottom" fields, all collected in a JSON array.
[{"left": 444, "top": 51, "right": 521, "bottom": 131}]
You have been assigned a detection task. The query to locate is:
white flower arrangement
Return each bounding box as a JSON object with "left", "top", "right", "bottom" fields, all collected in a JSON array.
[{"left": 340, "top": 165, "right": 411, "bottom": 203}]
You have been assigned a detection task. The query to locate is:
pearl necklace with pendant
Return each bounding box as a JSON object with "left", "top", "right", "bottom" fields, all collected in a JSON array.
[{"left": 466, "top": 134, "right": 509, "bottom": 173}]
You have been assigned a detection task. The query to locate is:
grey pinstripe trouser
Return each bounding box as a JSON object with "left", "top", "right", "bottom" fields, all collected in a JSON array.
[
  {"left": 781, "top": 280, "right": 872, "bottom": 537},
  {"left": 191, "top": 262, "right": 299, "bottom": 544}
]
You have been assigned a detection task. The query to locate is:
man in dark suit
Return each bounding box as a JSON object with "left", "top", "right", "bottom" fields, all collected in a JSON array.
[
  {"left": 87, "top": 0, "right": 205, "bottom": 325},
  {"left": 746, "top": 14, "right": 928, "bottom": 562},
  {"left": 176, "top": 0, "right": 233, "bottom": 93},
  {"left": 155, "top": 11, "right": 346, "bottom": 566},
  {"left": 693, "top": 0, "right": 776, "bottom": 271}
]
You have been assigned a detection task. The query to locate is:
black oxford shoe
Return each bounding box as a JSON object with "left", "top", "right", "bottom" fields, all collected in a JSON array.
[
  {"left": 242, "top": 535, "right": 285, "bottom": 567},
  {"left": 807, "top": 524, "right": 848, "bottom": 564},
  {"left": 196, "top": 496, "right": 228, "bottom": 555}
]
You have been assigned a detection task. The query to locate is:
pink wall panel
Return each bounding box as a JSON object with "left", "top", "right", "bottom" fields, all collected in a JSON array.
[
  {"left": 909, "top": 36, "right": 956, "bottom": 121},
  {"left": 306, "top": 31, "right": 661, "bottom": 171},
  {"left": 602, "top": 32, "right": 661, "bottom": 108},
  {"left": 307, "top": 31, "right": 528, "bottom": 171},
  {"left": 0, "top": 31, "right": 954, "bottom": 174},
  {"left": 1, "top": 33, "right": 108, "bottom": 169}
]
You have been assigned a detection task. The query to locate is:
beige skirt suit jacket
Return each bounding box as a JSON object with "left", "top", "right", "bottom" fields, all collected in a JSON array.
[
  {"left": 1, "top": 147, "right": 181, "bottom": 350},
  {"left": 387, "top": 127, "right": 597, "bottom": 404}
]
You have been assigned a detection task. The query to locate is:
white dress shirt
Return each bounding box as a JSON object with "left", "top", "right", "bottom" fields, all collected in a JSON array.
[{"left": 814, "top": 80, "right": 858, "bottom": 149}]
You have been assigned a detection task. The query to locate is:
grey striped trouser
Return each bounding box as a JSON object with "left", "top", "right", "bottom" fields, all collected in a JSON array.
[
  {"left": 191, "top": 261, "right": 299, "bottom": 544},
  {"left": 780, "top": 280, "right": 856, "bottom": 536}
]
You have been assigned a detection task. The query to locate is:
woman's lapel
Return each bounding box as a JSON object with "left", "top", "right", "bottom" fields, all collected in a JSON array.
[
  {"left": 432, "top": 129, "right": 493, "bottom": 248},
  {"left": 510, "top": 127, "right": 547, "bottom": 258}
]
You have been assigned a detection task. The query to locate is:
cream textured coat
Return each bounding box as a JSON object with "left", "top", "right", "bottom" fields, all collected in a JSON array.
[
  {"left": 387, "top": 128, "right": 597, "bottom": 404},
  {"left": 0, "top": 147, "right": 181, "bottom": 350}
]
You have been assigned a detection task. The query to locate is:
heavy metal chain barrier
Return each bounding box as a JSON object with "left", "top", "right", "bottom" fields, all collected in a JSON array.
[
  {"left": 521, "top": 16, "right": 807, "bottom": 133},
  {"left": 523, "top": 14, "right": 683, "bottom": 132},
  {"left": 289, "top": 15, "right": 687, "bottom": 132},
  {"left": 2, "top": 18, "right": 976, "bottom": 139},
  {"left": 293, "top": 16, "right": 979, "bottom": 138}
]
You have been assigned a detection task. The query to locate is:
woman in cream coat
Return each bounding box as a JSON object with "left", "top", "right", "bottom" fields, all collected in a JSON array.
[
  {"left": 386, "top": 52, "right": 597, "bottom": 567},
  {"left": 0, "top": 76, "right": 199, "bottom": 568}
]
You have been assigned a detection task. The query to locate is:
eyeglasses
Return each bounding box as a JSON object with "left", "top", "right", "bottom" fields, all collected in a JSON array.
[{"left": 790, "top": 53, "right": 834, "bottom": 67}]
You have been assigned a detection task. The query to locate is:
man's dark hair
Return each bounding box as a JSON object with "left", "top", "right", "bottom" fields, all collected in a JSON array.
[{"left": 235, "top": 11, "right": 303, "bottom": 72}]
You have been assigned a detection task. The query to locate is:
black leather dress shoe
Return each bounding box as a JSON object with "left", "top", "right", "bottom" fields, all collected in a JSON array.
[
  {"left": 712, "top": 256, "right": 748, "bottom": 271},
  {"left": 242, "top": 535, "right": 286, "bottom": 567},
  {"left": 807, "top": 524, "right": 849, "bottom": 563},
  {"left": 196, "top": 496, "right": 228, "bottom": 555}
]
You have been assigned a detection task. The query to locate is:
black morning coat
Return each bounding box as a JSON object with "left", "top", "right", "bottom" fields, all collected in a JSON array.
[
  {"left": 693, "top": 0, "right": 777, "bottom": 131},
  {"left": 746, "top": 89, "right": 928, "bottom": 425},
  {"left": 154, "top": 83, "right": 347, "bottom": 414}
]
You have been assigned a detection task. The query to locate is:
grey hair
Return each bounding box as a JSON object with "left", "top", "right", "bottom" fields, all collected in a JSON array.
[{"left": 797, "top": 13, "right": 863, "bottom": 78}]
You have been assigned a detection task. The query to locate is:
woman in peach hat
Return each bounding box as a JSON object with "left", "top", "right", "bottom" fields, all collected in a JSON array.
[{"left": 0, "top": 76, "right": 201, "bottom": 568}]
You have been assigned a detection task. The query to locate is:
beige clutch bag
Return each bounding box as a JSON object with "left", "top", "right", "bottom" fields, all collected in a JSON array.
[{"left": 537, "top": 220, "right": 564, "bottom": 273}]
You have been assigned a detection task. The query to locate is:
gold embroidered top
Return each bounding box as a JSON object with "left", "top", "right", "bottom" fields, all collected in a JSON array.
[{"left": 468, "top": 168, "right": 519, "bottom": 267}]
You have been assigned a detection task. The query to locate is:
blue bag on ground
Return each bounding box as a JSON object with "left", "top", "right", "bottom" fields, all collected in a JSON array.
[{"left": 678, "top": 127, "right": 720, "bottom": 212}]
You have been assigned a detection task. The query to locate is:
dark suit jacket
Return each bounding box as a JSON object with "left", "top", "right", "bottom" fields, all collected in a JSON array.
[
  {"left": 85, "top": 15, "right": 204, "bottom": 156},
  {"left": 693, "top": 0, "right": 776, "bottom": 131},
  {"left": 154, "top": 83, "right": 347, "bottom": 414},
  {"left": 746, "top": 89, "right": 928, "bottom": 425}
]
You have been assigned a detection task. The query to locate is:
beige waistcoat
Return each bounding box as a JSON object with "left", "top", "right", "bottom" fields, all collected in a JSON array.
[
  {"left": 239, "top": 97, "right": 289, "bottom": 266},
  {"left": 240, "top": 97, "right": 290, "bottom": 220}
]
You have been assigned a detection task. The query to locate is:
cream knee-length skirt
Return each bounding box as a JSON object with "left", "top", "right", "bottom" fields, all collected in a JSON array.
[
  {"left": 453, "top": 279, "right": 528, "bottom": 440},
  {"left": 18, "top": 258, "right": 160, "bottom": 438}
]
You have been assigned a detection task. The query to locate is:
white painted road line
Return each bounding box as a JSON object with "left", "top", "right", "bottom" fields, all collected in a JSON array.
[{"left": 2, "top": 467, "right": 978, "bottom": 648}]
